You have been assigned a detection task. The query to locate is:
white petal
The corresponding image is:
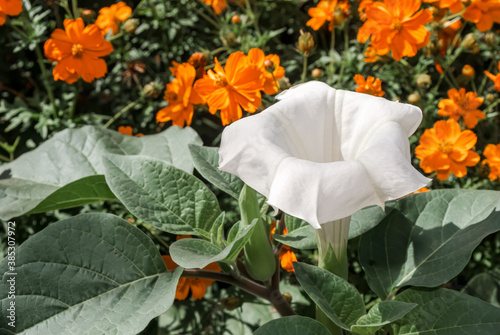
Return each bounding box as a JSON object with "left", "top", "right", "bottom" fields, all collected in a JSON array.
[{"left": 219, "top": 81, "right": 429, "bottom": 228}]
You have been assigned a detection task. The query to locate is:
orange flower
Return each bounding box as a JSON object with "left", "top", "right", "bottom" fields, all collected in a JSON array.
[
  {"left": 199, "top": 0, "right": 227, "bottom": 15},
  {"left": 95, "top": 2, "right": 132, "bottom": 35},
  {"left": 157, "top": 63, "right": 199, "bottom": 127},
  {"left": 415, "top": 119, "right": 480, "bottom": 180},
  {"left": 357, "top": 0, "right": 432, "bottom": 60},
  {"left": 307, "top": 0, "right": 350, "bottom": 31},
  {"left": 482, "top": 144, "right": 500, "bottom": 180},
  {"left": 438, "top": 88, "right": 485, "bottom": 128},
  {"left": 353, "top": 74, "right": 385, "bottom": 97},
  {"left": 118, "top": 126, "right": 133, "bottom": 136},
  {"left": 193, "top": 51, "right": 264, "bottom": 125},
  {"left": 270, "top": 221, "right": 297, "bottom": 273},
  {"left": 44, "top": 18, "right": 113, "bottom": 84},
  {"left": 247, "top": 48, "right": 285, "bottom": 95},
  {"left": 118, "top": 126, "right": 143, "bottom": 136},
  {"left": 423, "top": 0, "right": 463, "bottom": 13},
  {"left": 0, "top": 0, "right": 22, "bottom": 25},
  {"left": 462, "top": 0, "right": 500, "bottom": 32},
  {"left": 162, "top": 255, "right": 221, "bottom": 300},
  {"left": 484, "top": 61, "right": 500, "bottom": 91}
]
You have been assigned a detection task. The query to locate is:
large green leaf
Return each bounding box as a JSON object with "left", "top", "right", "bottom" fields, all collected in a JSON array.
[
  {"left": 0, "top": 126, "right": 201, "bottom": 220},
  {"left": 103, "top": 155, "right": 221, "bottom": 236},
  {"left": 169, "top": 219, "right": 258, "bottom": 268},
  {"left": 350, "top": 301, "right": 417, "bottom": 335},
  {"left": 392, "top": 288, "right": 500, "bottom": 334},
  {"left": 349, "top": 202, "right": 395, "bottom": 239},
  {"left": 0, "top": 213, "right": 182, "bottom": 335},
  {"left": 27, "top": 175, "right": 116, "bottom": 214},
  {"left": 359, "top": 190, "right": 500, "bottom": 299},
  {"left": 188, "top": 145, "right": 244, "bottom": 199},
  {"left": 254, "top": 316, "right": 331, "bottom": 335},
  {"left": 293, "top": 262, "right": 366, "bottom": 330}
]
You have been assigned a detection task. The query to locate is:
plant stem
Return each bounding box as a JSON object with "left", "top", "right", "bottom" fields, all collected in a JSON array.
[
  {"left": 336, "top": 24, "right": 349, "bottom": 88},
  {"left": 103, "top": 99, "right": 141, "bottom": 128},
  {"left": 301, "top": 54, "right": 308, "bottom": 82},
  {"left": 34, "top": 45, "right": 58, "bottom": 118},
  {"left": 68, "top": 80, "right": 80, "bottom": 120},
  {"left": 181, "top": 269, "right": 295, "bottom": 317},
  {"left": 329, "top": 28, "right": 336, "bottom": 84},
  {"left": 72, "top": 0, "right": 79, "bottom": 18}
]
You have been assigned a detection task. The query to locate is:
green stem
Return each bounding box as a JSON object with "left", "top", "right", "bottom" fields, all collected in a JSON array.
[
  {"left": 68, "top": 80, "right": 80, "bottom": 120},
  {"left": 182, "top": 269, "right": 295, "bottom": 317},
  {"left": 191, "top": 4, "right": 220, "bottom": 29},
  {"left": 301, "top": 54, "right": 308, "bottom": 82},
  {"left": 484, "top": 99, "right": 500, "bottom": 114},
  {"left": 103, "top": 99, "right": 141, "bottom": 128},
  {"left": 72, "top": 0, "right": 79, "bottom": 18},
  {"left": 34, "top": 45, "right": 58, "bottom": 118},
  {"left": 329, "top": 28, "right": 336, "bottom": 84},
  {"left": 336, "top": 24, "right": 349, "bottom": 88},
  {"left": 246, "top": 0, "right": 262, "bottom": 38}
]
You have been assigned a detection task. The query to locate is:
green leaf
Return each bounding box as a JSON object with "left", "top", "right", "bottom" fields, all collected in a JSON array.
[
  {"left": 392, "top": 288, "right": 500, "bottom": 334},
  {"left": 273, "top": 225, "right": 317, "bottom": 249},
  {"left": 188, "top": 145, "right": 244, "bottom": 199},
  {"left": 254, "top": 316, "right": 332, "bottom": 335},
  {"left": 349, "top": 202, "right": 395, "bottom": 239},
  {"left": 293, "top": 262, "right": 365, "bottom": 330},
  {"left": 0, "top": 213, "right": 182, "bottom": 335},
  {"left": 27, "top": 175, "right": 116, "bottom": 214},
  {"left": 103, "top": 155, "right": 221, "bottom": 236},
  {"left": 351, "top": 301, "right": 417, "bottom": 335},
  {"left": 462, "top": 271, "right": 500, "bottom": 307},
  {"left": 359, "top": 190, "right": 500, "bottom": 299},
  {"left": 0, "top": 125, "right": 201, "bottom": 220},
  {"left": 170, "top": 219, "right": 258, "bottom": 268}
]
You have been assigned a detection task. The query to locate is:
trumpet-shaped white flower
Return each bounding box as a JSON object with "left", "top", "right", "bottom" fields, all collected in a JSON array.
[{"left": 219, "top": 81, "right": 430, "bottom": 229}]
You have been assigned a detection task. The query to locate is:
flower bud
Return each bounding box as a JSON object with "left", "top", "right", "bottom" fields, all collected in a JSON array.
[
  {"left": 408, "top": 92, "right": 420, "bottom": 104},
  {"left": 486, "top": 93, "right": 496, "bottom": 102},
  {"left": 221, "top": 31, "right": 237, "bottom": 47},
  {"left": 143, "top": 81, "right": 163, "bottom": 99},
  {"left": 220, "top": 297, "right": 243, "bottom": 311},
  {"left": 231, "top": 15, "right": 240, "bottom": 24},
  {"left": 298, "top": 30, "right": 314, "bottom": 55},
  {"left": 311, "top": 68, "right": 322, "bottom": 78},
  {"left": 122, "top": 19, "right": 139, "bottom": 34},
  {"left": 484, "top": 32, "right": 496, "bottom": 46},
  {"left": 462, "top": 65, "right": 475, "bottom": 78},
  {"left": 416, "top": 74, "right": 431, "bottom": 88},
  {"left": 80, "top": 8, "right": 95, "bottom": 20},
  {"left": 461, "top": 33, "right": 476, "bottom": 49},
  {"left": 282, "top": 293, "right": 292, "bottom": 305}
]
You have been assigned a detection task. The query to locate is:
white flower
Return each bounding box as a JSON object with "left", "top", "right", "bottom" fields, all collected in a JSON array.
[{"left": 219, "top": 81, "right": 430, "bottom": 229}]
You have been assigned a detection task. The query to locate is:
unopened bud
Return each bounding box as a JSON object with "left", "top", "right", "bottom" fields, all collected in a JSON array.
[
  {"left": 143, "top": 82, "right": 163, "bottom": 99},
  {"left": 231, "top": 15, "right": 240, "bottom": 24},
  {"left": 220, "top": 297, "right": 242, "bottom": 311},
  {"left": 282, "top": 293, "right": 292, "bottom": 305},
  {"left": 462, "top": 65, "right": 475, "bottom": 78},
  {"left": 408, "top": 92, "right": 420, "bottom": 104},
  {"left": 486, "top": 93, "right": 496, "bottom": 102},
  {"left": 311, "top": 68, "right": 322, "bottom": 78},
  {"left": 80, "top": 8, "right": 95, "bottom": 20},
  {"left": 298, "top": 30, "right": 314, "bottom": 55},
  {"left": 461, "top": 33, "right": 476, "bottom": 49},
  {"left": 416, "top": 74, "right": 431, "bottom": 88},
  {"left": 221, "top": 31, "right": 237, "bottom": 47},
  {"left": 122, "top": 19, "right": 139, "bottom": 34},
  {"left": 484, "top": 32, "right": 496, "bottom": 46}
]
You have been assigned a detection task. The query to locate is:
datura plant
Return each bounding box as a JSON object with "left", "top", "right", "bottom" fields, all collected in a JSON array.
[{"left": 2, "top": 82, "right": 500, "bottom": 335}]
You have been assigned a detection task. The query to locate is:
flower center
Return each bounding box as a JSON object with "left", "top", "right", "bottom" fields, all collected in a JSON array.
[
  {"left": 214, "top": 74, "right": 228, "bottom": 88},
  {"left": 164, "top": 91, "right": 178, "bottom": 102},
  {"left": 439, "top": 140, "right": 453, "bottom": 154},
  {"left": 71, "top": 44, "right": 84, "bottom": 57},
  {"left": 390, "top": 20, "right": 403, "bottom": 32}
]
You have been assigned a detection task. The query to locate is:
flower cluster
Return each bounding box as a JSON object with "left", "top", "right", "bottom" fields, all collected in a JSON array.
[{"left": 157, "top": 49, "right": 285, "bottom": 126}]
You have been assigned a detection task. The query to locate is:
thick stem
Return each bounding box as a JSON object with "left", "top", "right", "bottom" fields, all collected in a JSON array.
[
  {"left": 182, "top": 269, "right": 295, "bottom": 316},
  {"left": 103, "top": 99, "right": 141, "bottom": 128},
  {"left": 301, "top": 54, "right": 308, "bottom": 82}
]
